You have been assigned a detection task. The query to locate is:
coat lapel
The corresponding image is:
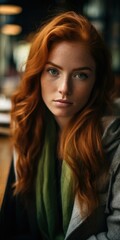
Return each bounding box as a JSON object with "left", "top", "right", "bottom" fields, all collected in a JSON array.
[
  {"left": 65, "top": 194, "right": 107, "bottom": 240},
  {"left": 65, "top": 195, "right": 86, "bottom": 239}
]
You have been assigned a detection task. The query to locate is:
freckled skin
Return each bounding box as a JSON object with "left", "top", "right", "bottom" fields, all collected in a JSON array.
[{"left": 41, "top": 41, "right": 96, "bottom": 128}]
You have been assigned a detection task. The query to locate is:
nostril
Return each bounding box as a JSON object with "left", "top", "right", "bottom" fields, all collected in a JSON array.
[
  {"left": 58, "top": 89, "right": 71, "bottom": 97},
  {"left": 58, "top": 77, "right": 72, "bottom": 96}
]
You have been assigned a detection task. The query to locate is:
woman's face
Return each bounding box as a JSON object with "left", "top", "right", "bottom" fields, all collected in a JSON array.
[{"left": 40, "top": 41, "right": 96, "bottom": 129}]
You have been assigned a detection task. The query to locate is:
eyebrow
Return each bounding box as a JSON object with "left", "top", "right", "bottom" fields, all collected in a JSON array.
[{"left": 46, "top": 61, "right": 94, "bottom": 72}]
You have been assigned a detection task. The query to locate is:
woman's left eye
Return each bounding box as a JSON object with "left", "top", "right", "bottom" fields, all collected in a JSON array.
[{"left": 73, "top": 72, "right": 88, "bottom": 80}]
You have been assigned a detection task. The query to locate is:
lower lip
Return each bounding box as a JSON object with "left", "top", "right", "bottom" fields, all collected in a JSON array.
[{"left": 54, "top": 101, "right": 72, "bottom": 107}]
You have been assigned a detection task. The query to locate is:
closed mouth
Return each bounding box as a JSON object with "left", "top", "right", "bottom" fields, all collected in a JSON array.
[{"left": 54, "top": 99, "right": 73, "bottom": 104}]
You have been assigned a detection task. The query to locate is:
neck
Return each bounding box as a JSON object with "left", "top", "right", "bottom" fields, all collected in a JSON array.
[{"left": 54, "top": 116, "right": 71, "bottom": 131}]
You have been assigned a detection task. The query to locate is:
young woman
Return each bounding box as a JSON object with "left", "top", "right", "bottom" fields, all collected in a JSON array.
[{"left": 0, "top": 11, "right": 120, "bottom": 240}]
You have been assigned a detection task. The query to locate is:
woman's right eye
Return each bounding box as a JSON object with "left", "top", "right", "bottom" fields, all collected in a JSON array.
[{"left": 47, "top": 68, "right": 59, "bottom": 76}]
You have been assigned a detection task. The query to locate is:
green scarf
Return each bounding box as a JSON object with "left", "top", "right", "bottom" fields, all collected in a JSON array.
[{"left": 36, "top": 112, "right": 74, "bottom": 240}]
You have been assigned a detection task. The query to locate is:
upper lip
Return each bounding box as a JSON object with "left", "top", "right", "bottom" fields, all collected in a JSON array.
[{"left": 54, "top": 99, "right": 73, "bottom": 104}]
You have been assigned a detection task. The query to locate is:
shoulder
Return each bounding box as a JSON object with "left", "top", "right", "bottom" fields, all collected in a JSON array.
[
  {"left": 102, "top": 116, "right": 120, "bottom": 152},
  {"left": 101, "top": 116, "right": 120, "bottom": 173},
  {"left": 110, "top": 143, "right": 120, "bottom": 176},
  {"left": 102, "top": 116, "right": 120, "bottom": 140},
  {"left": 0, "top": 160, "right": 16, "bottom": 211}
]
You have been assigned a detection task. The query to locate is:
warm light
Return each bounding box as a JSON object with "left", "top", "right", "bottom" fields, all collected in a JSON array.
[
  {"left": 1, "top": 24, "right": 22, "bottom": 35},
  {"left": 0, "top": 5, "right": 22, "bottom": 15}
]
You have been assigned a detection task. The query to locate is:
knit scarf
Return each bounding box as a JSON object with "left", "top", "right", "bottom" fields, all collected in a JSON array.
[{"left": 36, "top": 112, "right": 74, "bottom": 240}]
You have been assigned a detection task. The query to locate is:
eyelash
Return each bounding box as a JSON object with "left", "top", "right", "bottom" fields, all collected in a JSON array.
[
  {"left": 72, "top": 72, "right": 88, "bottom": 80},
  {"left": 47, "top": 67, "right": 59, "bottom": 76},
  {"left": 46, "top": 67, "right": 88, "bottom": 80}
]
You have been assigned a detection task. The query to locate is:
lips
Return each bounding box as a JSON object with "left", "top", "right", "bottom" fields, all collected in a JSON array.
[
  {"left": 54, "top": 99, "right": 73, "bottom": 104},
  {"left": 53, "top": 99, "right": 73, "bottom": 107}
]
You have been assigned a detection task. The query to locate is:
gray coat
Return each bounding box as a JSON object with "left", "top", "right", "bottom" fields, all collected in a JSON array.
[
  {"left": 65, "top": 117, "right": 120, "bottom": 240},
  {"left": 0, "top": 117, "right": 120, "bottom": 240}
]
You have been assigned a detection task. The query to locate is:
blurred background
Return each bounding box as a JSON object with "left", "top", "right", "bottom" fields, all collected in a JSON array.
[
  {"left": 0, "top": 0, "right": 120, "bottom": 206},
  {"left": 0, "top": 0, "right": 120, "bottom": 134}
]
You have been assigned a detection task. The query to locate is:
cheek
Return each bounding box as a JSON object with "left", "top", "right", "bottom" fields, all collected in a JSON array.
[
  {"left": 40, "top": 77, "right": 49, "bottom": 92},
  {"left": 76, "top": 83, "right": 95, "bottom": 102},
  {"left": 41, "top": 79, "right": 57, "bottom": 94},
  {"left": 76, "top": 85, "right": 93, "bottom": 97},
  {"left": 40, "top": 79, "right": 56, "bottom": 103}
]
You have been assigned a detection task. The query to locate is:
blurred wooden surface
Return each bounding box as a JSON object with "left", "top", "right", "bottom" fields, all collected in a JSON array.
[{"left": 0, "top": 136, "right": 12, "bottom": 207}]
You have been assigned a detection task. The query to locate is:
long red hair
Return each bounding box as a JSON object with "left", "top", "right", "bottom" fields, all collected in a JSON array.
[{"left": 11, "top": 11, "right": 114, "bottom": 215}]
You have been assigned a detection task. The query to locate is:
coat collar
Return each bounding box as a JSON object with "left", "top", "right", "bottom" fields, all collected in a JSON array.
[{"left": 65, "top": 195, "right": 86, "bottom": 239}]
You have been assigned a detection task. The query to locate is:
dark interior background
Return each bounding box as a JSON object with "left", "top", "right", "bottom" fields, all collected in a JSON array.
[
  {"left": 0, "top": 0, "right": 87, "bottom": 38},
  {"left": 0, "top": 0, "right": 120, "bottom": 102},
  {"left": 0, "top": 0, "right": 120, "bottom": 70},
  {"left": 0, "top": 1, "right": 120, "bottom": 175}
]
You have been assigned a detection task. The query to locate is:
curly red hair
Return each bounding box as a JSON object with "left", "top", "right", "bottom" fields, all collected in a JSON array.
[{"left": 11, "top": 11, "right": 114, "bottom": 215}]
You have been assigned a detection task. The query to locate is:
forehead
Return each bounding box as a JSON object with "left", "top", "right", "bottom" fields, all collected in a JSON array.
[{"left": 47, "top": 41, "right": 95, "bottom": 69}]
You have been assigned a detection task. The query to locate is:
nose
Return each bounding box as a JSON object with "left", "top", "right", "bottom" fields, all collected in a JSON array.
[{"left": 58, "top": 74, "right": 72, "bottom": 97}]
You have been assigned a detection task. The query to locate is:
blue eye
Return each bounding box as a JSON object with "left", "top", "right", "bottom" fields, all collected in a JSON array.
[
  {"left": 73, "top": 72, "right": 88, "bottom": 80},
  {"left": 47, "top": 68, "right": 59, "bottom": 76}
]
